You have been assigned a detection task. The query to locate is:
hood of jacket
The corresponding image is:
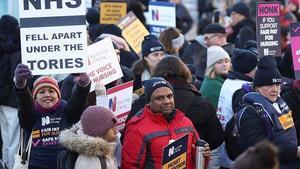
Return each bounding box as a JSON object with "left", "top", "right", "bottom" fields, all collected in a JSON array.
[{"left": 59, "top": 124, "right": 116, "bottom": 158}]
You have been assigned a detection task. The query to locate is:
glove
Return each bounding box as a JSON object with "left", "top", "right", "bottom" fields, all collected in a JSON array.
[
  {"left": 14, "top": 64, "right": 32, "bottom": 88},
  {"left": 77, "top": 73, "right": 90, "bottom": 87},
  {"left": 95, "top": 82, "right": 106, "bottom": 96}
]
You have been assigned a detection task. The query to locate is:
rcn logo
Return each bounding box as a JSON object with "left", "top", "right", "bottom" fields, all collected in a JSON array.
[
  {"left": 41, "top": 116, "right": 50, "bottom": 126},
  {"left": 168, "top": 146, "right": 174, "bottom": 157},
  {"left": 109, "top": 96, "right": 117, "bottom": 112},
  {"left": 152, "top": 9, "right": 159, "bottom": 21}
]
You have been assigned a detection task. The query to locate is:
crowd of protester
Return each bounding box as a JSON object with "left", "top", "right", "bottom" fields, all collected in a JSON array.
[{"left": 0, "top": 0, "right": 300, "bottom": 169}]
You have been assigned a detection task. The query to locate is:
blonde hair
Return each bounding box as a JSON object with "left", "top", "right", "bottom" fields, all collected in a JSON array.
[
  {"left": 205, "top": 66, "right": 217, "bottom": 79},
  {"left": 205, "top": 58, "right": 232, "bottom": 79}
]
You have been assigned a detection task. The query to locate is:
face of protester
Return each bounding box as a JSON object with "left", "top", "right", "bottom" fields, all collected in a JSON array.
[
  {"left": 149, "top": 87, "right": 175, "bottom": 116},
  {"left": 144, "top": 51, "right": 164, "bottom": 71},
  {"left": 115, "top": 48, "right": 121, "bottom": 62},
  {"left": 103, "top": 124, "right": 118, "bottom": 142},
  {"left": 36, "top": 87, "right": 59, "bottom": 108},
  {"left": 214, "top": 58, "right": 231, "bottom": 76},
  {"left": 230, "top": 12, "right": 246, "bottom": 26},
  {"left": 287, "top": 2, "right": 297, "bottom": 12},
  {"left": 257, "top": 84, "right": 281, "bottom": 102},
  {"left": 204, "top": 33, "right": 225, "bottom": 47}
]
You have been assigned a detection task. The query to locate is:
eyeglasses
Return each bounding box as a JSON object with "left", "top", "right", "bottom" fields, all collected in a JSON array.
[{"left": 204, "top": 34, "right": 219, "bottom": 41}]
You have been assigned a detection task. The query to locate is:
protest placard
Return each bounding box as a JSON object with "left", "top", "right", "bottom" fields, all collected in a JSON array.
[
  {"left": 87, "top": 37, "right": 123, "bottom": 91},
  {"left": 19, "top": 0, "right": 88, "bottom": 75},
  {"left": 107, "top": 81, "right": 133, "bottom": 131},
  {"left": 289, "top": 22, "right": 300, "bottom": 79},
  {"left": 256, "top": 2, "right": 281, "bottom": 58},
  {"left": 162, "top": 134, "right": 188, "bottom": 169},
  {"left": 146, "top": 1, "right": 176, "bottom": 36},
  {"left": 100, "top": 0, "right": 127, "bottom": 24},
  {"left": 117, "top": 11, "right": 149, "bottom": 56}
]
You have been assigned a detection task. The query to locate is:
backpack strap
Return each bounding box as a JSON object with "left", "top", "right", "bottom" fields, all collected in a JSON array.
[
  {"left": 252, "top": 104, "right": 273, "bottom": 138},
  {"left": 237, "top": 104, "right": 273, "bottom": 138},
  {"left": 98, "top": 156, "right": 107, "bottom": 169}
]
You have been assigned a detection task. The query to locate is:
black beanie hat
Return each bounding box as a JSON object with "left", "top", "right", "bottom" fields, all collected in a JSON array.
[
  {"left": 143, "top": 77, "right": 174, "bottom": 103},
  {"left": 232, "top": 48, "right": 258, "bottom": 74},
  {"left": 253, "top": 56, "right": 282, "bottom": 88},
  {"left": 102, "top": 24, "right": 123, "bottom": 38},
  {"left": 203, "top": 23, "right": 226, "bottom": 34},
  {"left": 86, "top": 8, "right": 99, "bottom": 25},
  {"left": 0, "top": 15, "right": 19, "bottom": 34},
  {"left": 231, "top": 2, "right": 250, "bottom": 17},
  {"left": 142, "top": 35, "right": 164, "bottom": 57}
]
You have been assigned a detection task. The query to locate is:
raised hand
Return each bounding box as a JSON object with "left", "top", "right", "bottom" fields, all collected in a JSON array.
[
  {"left": 14, "top": 64, "right": 32, "bottom": 88},
  {"left": 77, "top": 73, "right": 90, "bottom": 87}
]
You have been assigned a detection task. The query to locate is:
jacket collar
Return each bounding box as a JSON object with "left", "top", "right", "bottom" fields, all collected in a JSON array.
[
  {"left": 59, "top": 124, "right": 116, "bottom": 157},
  {"left": 228, "top": 71, "right": 253, "bottom": 82}
]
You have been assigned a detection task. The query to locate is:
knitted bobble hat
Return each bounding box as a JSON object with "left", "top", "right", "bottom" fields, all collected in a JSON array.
[
  {"left": 32, "top": 76, "right": 61, "bottom": 100},
  {"left": 81, "top": 106, "right": 117, "bottom": 137}
]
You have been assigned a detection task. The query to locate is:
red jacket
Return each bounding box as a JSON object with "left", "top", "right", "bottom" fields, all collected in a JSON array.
[{"left": 122, "top": 106, "right": 199, "bottom": 169}]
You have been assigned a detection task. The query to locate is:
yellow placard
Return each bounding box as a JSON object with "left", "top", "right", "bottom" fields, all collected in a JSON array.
[
  {"left": 100, "top": 2, "right": 127, "bottom": 24},
  {"left": 278, "top": 111, "right": 294, "bottom": 130},
  {"left": 118, "top": 12, "right": 149, "bottom": 55},
  {"left": 162, "top": 152, "right": 186, "bottom": 169}
]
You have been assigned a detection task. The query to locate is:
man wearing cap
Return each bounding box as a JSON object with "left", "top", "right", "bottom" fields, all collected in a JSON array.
[
  {"left": 203, "top": 23, "right": 234, "bottom": 58},
  {"left": 227, "top": 2, "right": 256, "bottom": 48},
  {"left": 238, "top": 56, "right": 300, "bottom": 169},
  {"left": 122, "top": 77, "right": 209, "bottom": 168},
  {"left": 216, "top": 48, "right": 258, "bottom": 168}
]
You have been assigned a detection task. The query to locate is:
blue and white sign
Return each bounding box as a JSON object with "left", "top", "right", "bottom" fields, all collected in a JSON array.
[{"left": 146, "top": 1, "right": 176, "bottom": 36}]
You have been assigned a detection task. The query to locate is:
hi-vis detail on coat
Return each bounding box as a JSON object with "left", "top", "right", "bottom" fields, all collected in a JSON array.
[{"left": 278, "top": 111, "right": 294, "bottom": 130}]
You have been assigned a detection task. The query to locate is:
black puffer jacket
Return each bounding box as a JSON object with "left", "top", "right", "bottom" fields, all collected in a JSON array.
[
  {"left": 281, "top": 82, "right": 300, "bottom": 145},
  {"left": 172, "top": 80, "right": 224, "bottom": 150},
  {"left": 227, "top": 18, "right": 256, "bottom": 48},
  {"left": 0, "top": 51, "right": 21, "bottom": 107},
  {"left": 127, "top": 80, "right": 224, "bottom": 150}
]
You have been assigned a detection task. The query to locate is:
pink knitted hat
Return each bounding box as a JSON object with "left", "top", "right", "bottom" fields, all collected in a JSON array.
[{"left": 81, "top": 106, "right": 117, "bottom": 137}]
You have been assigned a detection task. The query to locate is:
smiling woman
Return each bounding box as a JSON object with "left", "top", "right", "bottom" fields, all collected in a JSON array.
[{"left": 14, "top": 64, "right": 91, "bottom": 169}]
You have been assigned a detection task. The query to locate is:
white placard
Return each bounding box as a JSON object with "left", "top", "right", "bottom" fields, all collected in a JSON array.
[
  {"left": 146, "top": 1, "right": 176, "bottom": 27},
  {"left": 107, "top": 81, "right": 133, "bottom": 131},
  {"left": 87, "top": 38, "right": 123, "bottom": 91},
  {"left": 19, "top": 0, "right": 88, "bottom": 75}
]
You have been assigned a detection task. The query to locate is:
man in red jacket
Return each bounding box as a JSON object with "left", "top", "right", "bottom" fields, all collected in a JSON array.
[{"left": 122, "top": 77, "right": 209, "bottom": 168}]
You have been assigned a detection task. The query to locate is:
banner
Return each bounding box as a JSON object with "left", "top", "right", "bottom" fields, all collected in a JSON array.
[
  {"left": 117, "top": 11, "right": 149, "bottom": 56},
  {"left": 100, "top": 0, "right": 127, "bottom": 24},
  {"left": 256, "top": 2, "right": 281, "bottom": 58},
  {"left": 19, "top": 0, "right": 88, "bottom": 75},
  {"left": 107, "top": 81, "right": 133, "bottom": 131},
  {"left": 87, "top": 38, "right": 123, "bottom": 91},
  {"left": 147, "top": 1, "right": 176, "bottom": 36},
  {"left": 289, "top": 22, "right": 300, "bottom": 79},
  {"left": 162, "top": 134, "right": 188, "bottom": 169}
]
